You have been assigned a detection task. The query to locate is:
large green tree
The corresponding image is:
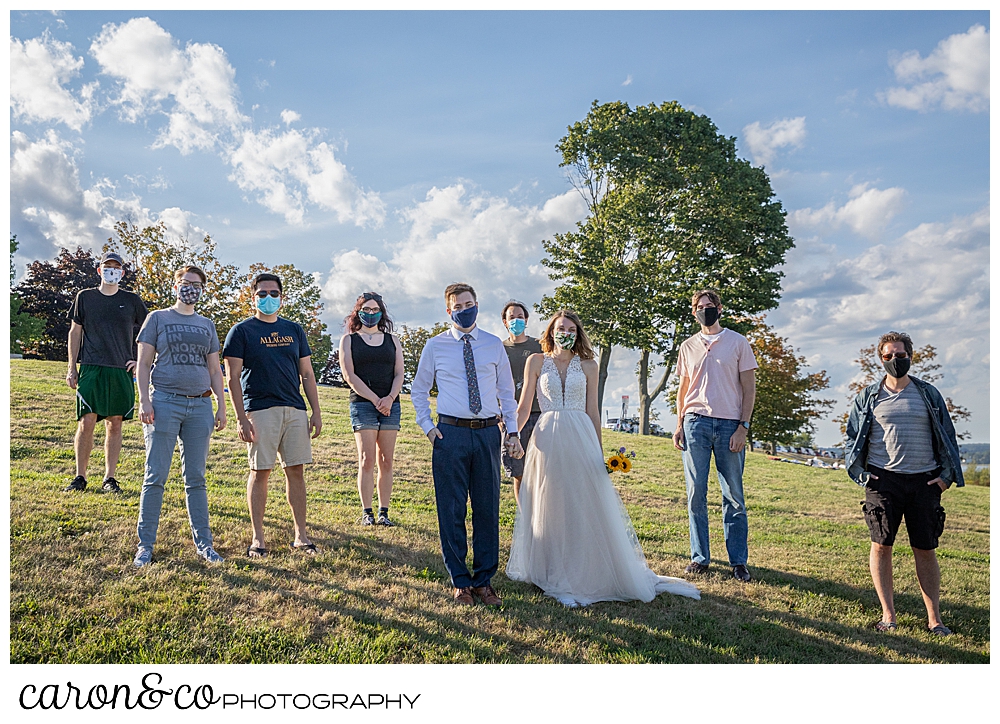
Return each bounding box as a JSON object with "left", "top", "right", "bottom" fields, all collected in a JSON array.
[
  {"left": 542, "top": 100, "right": 794, "bottom": 433},
  {"left": 398, "top": 322, "right": 451, "bottom": 394}
]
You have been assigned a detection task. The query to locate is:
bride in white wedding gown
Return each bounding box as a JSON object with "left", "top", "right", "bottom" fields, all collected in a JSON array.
[{"left": 506, "top": 310, "right": 700, "bottom": 606}]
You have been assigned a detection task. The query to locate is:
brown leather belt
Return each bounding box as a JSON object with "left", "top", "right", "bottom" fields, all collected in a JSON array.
[
  {"left": 438, "top": 414, "right": 499, "bottom": 429},
  {"left": 182, "top": 390, "right": 213, "bottom": 398}
]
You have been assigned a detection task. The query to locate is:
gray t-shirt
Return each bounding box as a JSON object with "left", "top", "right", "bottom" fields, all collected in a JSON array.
[
  {"left": 866, "top": 381, "right": 938, "bottom": 473},
  {"left": 137, "top": 309, "right": 220, "bottom": 396}
]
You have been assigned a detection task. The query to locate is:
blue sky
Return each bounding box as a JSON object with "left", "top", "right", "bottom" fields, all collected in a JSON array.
[{"left": 10, "top": 10, "right": 990, "bottom": 445}]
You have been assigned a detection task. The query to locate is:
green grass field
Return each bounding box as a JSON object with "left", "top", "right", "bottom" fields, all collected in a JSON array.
[{"left": 9, "top": 360, "right": 990, "bottom": 663}]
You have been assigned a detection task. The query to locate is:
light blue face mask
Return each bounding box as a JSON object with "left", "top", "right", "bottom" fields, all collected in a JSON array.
[
  {"left": 257, "top": 295, "right": 281, "bottom": 315},
  {"left": 507, "top": 318, "right": 526, "bottom": 336}
]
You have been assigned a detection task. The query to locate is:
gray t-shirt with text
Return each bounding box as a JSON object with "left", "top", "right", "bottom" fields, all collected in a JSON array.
[{"left": 137, "top": 308, "right": 220, "bottom": 396}]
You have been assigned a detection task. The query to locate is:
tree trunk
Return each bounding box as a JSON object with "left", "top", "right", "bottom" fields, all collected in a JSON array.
[
  {"left": 638, "top": 348, "right": 673, "bottom": 435},
  {"left": 596, "top": 344, "right": 612, "bottom": 419}
]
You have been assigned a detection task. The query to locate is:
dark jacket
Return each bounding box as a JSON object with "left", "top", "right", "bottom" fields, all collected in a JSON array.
[{"left": 844, "top": 376, "right": 964, "bottom": 488}]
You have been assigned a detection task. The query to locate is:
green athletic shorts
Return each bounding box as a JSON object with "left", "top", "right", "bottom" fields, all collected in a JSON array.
[{"left": 76, "top": 364, "right": 136, "bottom": 421}]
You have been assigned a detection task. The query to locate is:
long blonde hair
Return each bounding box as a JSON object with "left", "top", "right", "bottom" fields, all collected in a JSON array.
[{"left": 539, "top": 309, "right": 595, "bottom": 360}]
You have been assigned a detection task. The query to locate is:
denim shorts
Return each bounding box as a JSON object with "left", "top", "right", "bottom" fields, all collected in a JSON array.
[{"left": 350, "top": 399, "right": 401, "bottom": 432}]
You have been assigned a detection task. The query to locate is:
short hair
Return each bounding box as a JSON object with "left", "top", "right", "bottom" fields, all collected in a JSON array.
[
  {"left": 252, "top": 272, "right": 283, "bottom": 294},
  {"left": 444, "top": 283, "right": 477, "bottom": 305},
  {"left": 691, "top": 289, "right": 722, "bottom": 310},
  {"left": 878, "top": 331, "right": 913, "bottom": 358},
  {"left": 501, "top": 300, "right": 530, "bottom": 321},
  {"left": 174, "top": 265, "right": 207, "bottom": 285},
  {"left": 539, "top": 309, "right": 595, "bottom": 360}
]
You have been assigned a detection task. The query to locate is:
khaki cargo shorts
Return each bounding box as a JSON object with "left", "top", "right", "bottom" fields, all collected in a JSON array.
[{"left": 247, "top": 406, "right": 313, "bottom": 470}]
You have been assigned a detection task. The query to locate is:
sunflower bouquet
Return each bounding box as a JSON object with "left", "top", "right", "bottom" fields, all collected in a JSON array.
[{"left": 606, "top": 447, "right": 636, "bottom": 474}]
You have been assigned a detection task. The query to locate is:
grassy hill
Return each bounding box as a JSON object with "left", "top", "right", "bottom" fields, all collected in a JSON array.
[{"left": 9, "top": 360, "right": 990, "bottom": 663}]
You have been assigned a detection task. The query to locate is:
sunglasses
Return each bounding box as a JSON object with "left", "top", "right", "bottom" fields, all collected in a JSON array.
[
  {"left": 255, "top": 290, "right": 281, "bottom": 298},
  {"left": 881, "top": 352, "right": 909, "bottom": 361},
  {"left": 362, "top": 292, "right": 382, "bottom": 301}
]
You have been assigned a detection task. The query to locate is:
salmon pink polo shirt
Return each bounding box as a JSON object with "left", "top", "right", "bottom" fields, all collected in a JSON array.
[{"left": 676, "top": 328, "right": 758, "bottom": 421}]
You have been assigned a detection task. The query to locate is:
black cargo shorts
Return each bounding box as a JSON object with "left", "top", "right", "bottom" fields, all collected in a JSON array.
[{"left": 861, "top": 465, "right": 946, "bottom": 550}]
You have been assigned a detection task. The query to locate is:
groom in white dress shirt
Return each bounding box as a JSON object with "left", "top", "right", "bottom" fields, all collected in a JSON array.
[{"left": 412, "top": 283, "right": 523, "bottom": 606}]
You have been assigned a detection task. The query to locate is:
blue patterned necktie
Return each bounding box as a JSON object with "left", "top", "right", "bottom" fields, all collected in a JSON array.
[{"left": 462, "top": 333, "right": 482, "bottom": 415}]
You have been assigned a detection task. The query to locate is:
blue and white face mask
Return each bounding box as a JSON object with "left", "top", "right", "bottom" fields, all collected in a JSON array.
[
  {"left": 451, "top": 304, "right": 478, "bottom": 328},
  {"left": 102, "top": 267, "right": 123, "bottom": 285},
  {"left": 507, "top": 318, "right": 527, "bottom": 336},
  {"left": 256, "top": 295, "right": 281, "bottom": 315}
]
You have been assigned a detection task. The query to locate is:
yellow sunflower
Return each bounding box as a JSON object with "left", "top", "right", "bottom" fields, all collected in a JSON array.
[
  {"left": 621, "top": 457, "right": 633, "bottom": 473},
  {"left": 606, "top": 455, "right": 623, "bottom": 471}
]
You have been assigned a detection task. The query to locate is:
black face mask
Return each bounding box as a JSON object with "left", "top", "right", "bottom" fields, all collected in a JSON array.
[
  {"left": 696, "top": 307, "right": 720, "bottom": 327},
  {"left": 883, "top": 357, "right": 911, "bottom": 378}
]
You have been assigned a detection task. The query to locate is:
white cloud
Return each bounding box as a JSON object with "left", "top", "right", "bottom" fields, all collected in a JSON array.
[
  {"left": 10, "top": 130, "right": 205, "bottom": 261},
  {"left": 228, "top": 128, "right": 385, "bottom": 227},
  {"left": 881, "top": 24, "right": 989, "bottom": 113},
  {"left": 90, "top": 17, "right": 245, "bottom": 154},
  {"left": 788, "top": 183, "right": 907, "bottom": 240},
  {"left": 10, "top": 32, "right": 94, "bottom": 131},
  {"left": 742, "top": 116, "right": 806, "bottom": 167},
  {"left": 320, "top": 185, "right": 588, "bottom": 334},
  {"left": 622, "top": 75, "right": 633, "bottom": 86},
  {"left": 85, "top": 17, "right": 384, "bottom": 226},
  {"left": 771, "top": 207, "right": 989, "bottom": 442}
]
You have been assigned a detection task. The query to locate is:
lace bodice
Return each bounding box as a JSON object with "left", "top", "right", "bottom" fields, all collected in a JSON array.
[{"left": 537, "top": 355, "right": 588, "bottom": 413}]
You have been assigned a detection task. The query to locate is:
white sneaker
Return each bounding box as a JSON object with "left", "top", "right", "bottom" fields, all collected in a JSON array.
[
  {"left": 198, "top": 547, "right": 224, "bottom": 564},
  {"left": 133, "top": 548, "right": 152, "bottom": 568}
]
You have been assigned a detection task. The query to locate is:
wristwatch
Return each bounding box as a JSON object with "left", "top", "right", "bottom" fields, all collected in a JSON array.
[
  {"left": 507, "top": 432, "right": 520, "bottom": 438},
  {"left": 740, "top": 421, "right": 750, "bottom": 430}
]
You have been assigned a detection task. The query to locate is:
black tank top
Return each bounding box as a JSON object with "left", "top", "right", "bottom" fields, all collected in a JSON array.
[{"left": 349, "top": 333, "right": 397, "bottom": 403}]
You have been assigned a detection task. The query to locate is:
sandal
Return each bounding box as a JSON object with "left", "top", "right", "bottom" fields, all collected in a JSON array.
[
  {"left": 290, "top": 543, "right": 318, "bottom": 555},
  {"left": 929, "top": 624, "right": 952, "bottom": 636},
  {"left": 246, "top": 546, "right": 268, "bottom": 559},
  {"left": 874, "top": 621, "right": 897, "bottom": 632}
]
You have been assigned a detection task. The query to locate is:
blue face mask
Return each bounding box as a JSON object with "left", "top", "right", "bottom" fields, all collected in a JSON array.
[
  {"left": 507, "top": 318, "right": 526, "bottom": 336},
  {"left": 256, "top": 295, "right": 281, "bottom": 315},
  {"left": 451, "top": 304, "right": 478, "bottom": 328},
  {"left": 358, "top": 309, "right": 382, "bottom": 328}
]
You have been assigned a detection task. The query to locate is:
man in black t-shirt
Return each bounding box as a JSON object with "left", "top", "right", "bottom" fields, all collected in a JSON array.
[
  {"left": 223, "top": 272, "right": 323, "bottom": 558},
  {"left": 501, "top": 299, "right": 543, "bottom": 504},
  {"left": 64, "top": 252, "right": 148, "bottom": 494}
]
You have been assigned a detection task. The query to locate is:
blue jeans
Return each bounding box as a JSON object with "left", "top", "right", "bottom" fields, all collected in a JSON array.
[
  {"left": 681, "top": 413, "right": 748, "bottom": 566},
  {"left": 137, "top": 389, "right": 215, "bottom": 553}
]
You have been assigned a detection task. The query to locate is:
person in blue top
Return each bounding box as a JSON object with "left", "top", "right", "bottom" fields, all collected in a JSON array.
[
  {"left": 223, "top": 272, "right": 323, "bottom": 558},
  {"left": 844, "top": 331, "right": 964, "bottom": 636}
]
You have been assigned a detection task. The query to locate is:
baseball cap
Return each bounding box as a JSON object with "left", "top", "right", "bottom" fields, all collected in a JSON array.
[{"left": 100, "top": 252, "right": 125, "bottom": 265}]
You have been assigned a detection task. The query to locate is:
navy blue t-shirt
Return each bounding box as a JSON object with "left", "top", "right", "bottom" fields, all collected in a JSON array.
[{"left": 222, "top": 316, "right": 312, "bottom": 412}]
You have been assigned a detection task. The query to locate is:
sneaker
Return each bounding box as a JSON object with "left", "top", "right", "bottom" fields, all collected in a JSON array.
[
  {"left": 102, "top": 477, "right": 123, "bottom": 494},
  {"left": 63, "top": 475, "right": 87, "bottom": 492},
  {"left": 198, "top": 547, "right": 224, "bottom": 564},
  {"left": 133, "top": 548, "right": 152, "bottom": 568},
  {"left": 360, "top": 512, "right": 376, "bottom": 526},
  {"left": 732, "top": 564, "right": 752, "bottom": 582},
  {"left": 376, "top": 512, "right": 395, "bottom": 527},
  {"left": 685, "top": 561, "right": 710, "bottom": 575}
]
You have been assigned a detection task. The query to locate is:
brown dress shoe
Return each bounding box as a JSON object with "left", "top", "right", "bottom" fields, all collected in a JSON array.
[
  {"left": 471, "top": 584, "right": 502, "bottom": 606},
  {"left": 453, "top": 587, "right": 475, "bottom": 605}
]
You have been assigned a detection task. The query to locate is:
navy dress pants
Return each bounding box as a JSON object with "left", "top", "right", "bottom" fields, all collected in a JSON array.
[{"left": 432, "top": 422, "right": 502, "bottom": 588}]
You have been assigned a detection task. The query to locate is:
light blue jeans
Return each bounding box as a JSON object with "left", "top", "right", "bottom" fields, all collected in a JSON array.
[
  {"left": 137, "top": 389, "right": 215, "bottom": 553},
  {"left": 681, "top": 413, "right": 748, "bottom": 566}
]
